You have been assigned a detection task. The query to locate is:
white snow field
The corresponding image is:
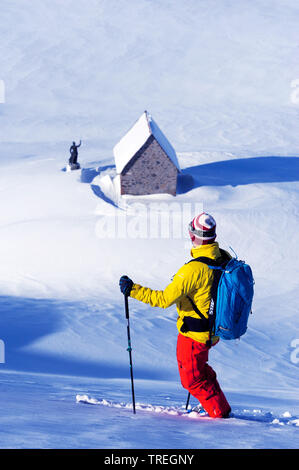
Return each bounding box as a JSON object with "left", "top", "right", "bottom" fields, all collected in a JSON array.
[{"left": 0, "top": 0, "right": 298, "bottom": 449}]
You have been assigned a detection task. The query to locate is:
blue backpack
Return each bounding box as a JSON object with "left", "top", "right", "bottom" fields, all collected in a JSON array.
[
  {"left": 209, "top": 256, "right": 254, "bottom": 340},
  {"left": 182, "top": 250, "right": 254, "bottom": 344}
]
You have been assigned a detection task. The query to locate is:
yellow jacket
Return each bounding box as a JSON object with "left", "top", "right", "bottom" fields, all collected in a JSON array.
[{"left": 130, "top": 242, "right": 226, "bottom": 344}]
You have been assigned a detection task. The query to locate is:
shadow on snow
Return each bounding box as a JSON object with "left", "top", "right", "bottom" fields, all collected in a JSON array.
[
  {"left": 0, "top": 295, "right": 162, "bottom": 380},
  {"left": 177, "top": 156, "right": 299, "bottom": 194}
]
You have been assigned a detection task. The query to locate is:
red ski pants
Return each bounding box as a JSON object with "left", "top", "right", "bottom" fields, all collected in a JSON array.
[{"left": 176, "top": 334, "right": 231, "bottom": 418}]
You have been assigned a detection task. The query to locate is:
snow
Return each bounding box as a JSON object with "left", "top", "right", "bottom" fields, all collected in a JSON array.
[
  {"left": 113, "top": 111, "right": 180, "bottom": 174},
  {"left": 0, "top": 0, "right": 299, "bottom": 450}
]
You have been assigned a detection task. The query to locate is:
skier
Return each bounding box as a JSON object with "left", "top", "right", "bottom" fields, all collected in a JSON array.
[
  {"left": 119, "top": 212, "right": 231, "bottom": 419},
  {"left": 68, "top": 140, "right": 81, "bottom": 169}
]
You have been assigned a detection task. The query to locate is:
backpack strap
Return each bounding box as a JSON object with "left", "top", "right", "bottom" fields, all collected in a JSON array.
[
  {"left": 182, "top": 296, "right": 210, "bottom": 333},
  {"left": 181, "top": 251, "right": 230, "bottom": 346},
  {"left": 205, "top": 268, "right": 222, "bottom": 347},
  {"left": 190, "top": 249, "right": 231, "bottom": 268}
]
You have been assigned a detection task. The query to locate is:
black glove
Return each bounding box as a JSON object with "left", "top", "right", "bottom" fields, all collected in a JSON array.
[{"left": 119, "top": 275, "right": 133, "bottom": 296}]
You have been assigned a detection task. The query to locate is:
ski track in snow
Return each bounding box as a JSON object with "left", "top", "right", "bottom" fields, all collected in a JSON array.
[{"left": 76, "top": 394, "right": 299, "bottom": 428}]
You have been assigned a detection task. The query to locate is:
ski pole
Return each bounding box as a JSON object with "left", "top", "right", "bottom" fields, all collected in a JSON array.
[
  {"left": 124, "top": 294, "right": 136, "bottom": 414},
  {"left": 185, "top": 392, "right": 191, "bottom": 411}
]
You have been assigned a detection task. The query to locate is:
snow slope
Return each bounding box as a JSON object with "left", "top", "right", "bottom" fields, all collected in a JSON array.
[
  {"left": 1, "top": 0, "right": 299, "bottom": 154},
  {"left": 0, "top": 0, "right": 298, "bottom": 449}
]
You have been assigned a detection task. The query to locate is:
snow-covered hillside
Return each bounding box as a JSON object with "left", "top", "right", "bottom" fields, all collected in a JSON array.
[
  {"left": 0, "top": 0, "right": 298, "bottom": 449},
  {"left": 1, "top": 0, "right": 299, "bottom": 155}
]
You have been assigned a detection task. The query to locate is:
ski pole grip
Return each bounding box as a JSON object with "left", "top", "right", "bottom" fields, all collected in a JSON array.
[{"left": 124, "top": 294, "right": 129, "bottom": 319}]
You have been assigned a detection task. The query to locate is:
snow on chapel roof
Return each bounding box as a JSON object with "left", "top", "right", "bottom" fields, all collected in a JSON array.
[{"left": 113, "top": 111, "right": 180, "bottom": 174}]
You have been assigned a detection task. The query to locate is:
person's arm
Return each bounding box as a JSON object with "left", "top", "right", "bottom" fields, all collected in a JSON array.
[
  {"left": 125, "top": 264, "right": 199, "bottom": 309},
  {"left": 77, "top": 140, "right": 82, "bottom": 148}
]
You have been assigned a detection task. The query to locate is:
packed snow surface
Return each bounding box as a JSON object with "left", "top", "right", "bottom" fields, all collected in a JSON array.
[{"left": 0, "top": 0, "right": 298, "bottom": 449}]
